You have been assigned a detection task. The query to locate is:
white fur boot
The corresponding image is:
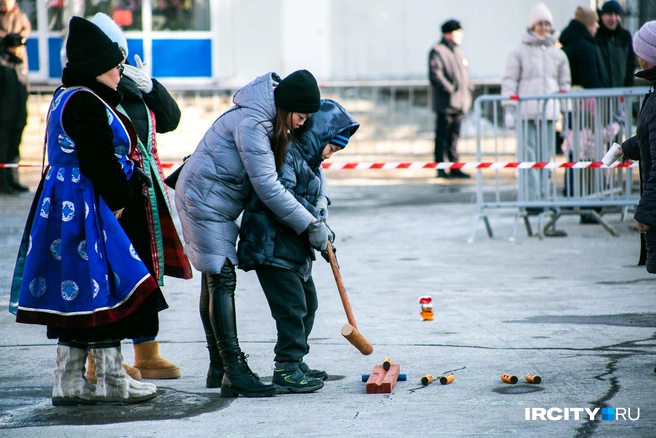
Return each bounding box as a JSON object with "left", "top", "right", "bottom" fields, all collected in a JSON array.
[
  {"left": 52, "top": 345, "right": 97, "bottom": 406},
  {"left": 90, "top": 346, "right": 158, "bottom": 403}
]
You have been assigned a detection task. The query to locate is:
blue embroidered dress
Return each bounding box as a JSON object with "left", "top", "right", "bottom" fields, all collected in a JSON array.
[{"left": 9, "top": 86, "right": 158, "bottom": 328}]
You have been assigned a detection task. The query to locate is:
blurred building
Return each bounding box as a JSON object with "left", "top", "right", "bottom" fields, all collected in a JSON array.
[{"left": 19, "top": 0, "right": 652, "bottom": 86}]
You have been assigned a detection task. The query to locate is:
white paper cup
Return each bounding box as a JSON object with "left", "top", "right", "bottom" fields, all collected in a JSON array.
[{"left": 602, "top": 143, "right": 622, "bottom": 167}]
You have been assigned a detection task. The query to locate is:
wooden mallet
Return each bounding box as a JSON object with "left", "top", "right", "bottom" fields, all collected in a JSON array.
[{"left": 325, "top": 242, "right": 373, "bottom": 355}]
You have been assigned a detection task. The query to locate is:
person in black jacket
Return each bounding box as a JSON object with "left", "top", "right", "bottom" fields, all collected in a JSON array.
[
  {"left": 595, "top": 0, "right": 636, "bottom": 88},
  {"left": 0, "top": 32, "right": 28, "bottom": 194},
  {"left": 560, "top": 6, "right": 605, "bottom": 89},
  {"left": 618, "top": 21, "right": 656, "bottom": 273},
  {"left": 560, "top": 6, "right": 606, "bottom": 224},
  {"left": 88, "top": 12, "right": 193, "bottom": 384}
]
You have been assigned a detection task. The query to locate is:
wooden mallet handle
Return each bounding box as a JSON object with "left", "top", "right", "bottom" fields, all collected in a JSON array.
[
  {"left": 326, "top": 242, "right": 357, "bottom": 329},
  {"left": 326, "top": 242, "right": 373, "bottom": 355}
]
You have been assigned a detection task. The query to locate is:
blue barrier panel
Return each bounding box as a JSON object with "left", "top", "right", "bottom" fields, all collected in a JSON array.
[
  {"left": 152, "top": 39, "right": 211, "bottom": 78},
  {"left": 26, "top": 38, "right": 39, "bottom": 71},
  {"left": 48, "top": 37, "right": 62, "bottom": 78},
  {"left": 125, "top": 39, "right": 144, "bottom": 66}
]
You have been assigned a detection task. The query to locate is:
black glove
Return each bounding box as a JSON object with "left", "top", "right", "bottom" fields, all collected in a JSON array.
[
  {"left": 133, "top": 166, "right": 153, "bottom": 188},
  {"left": 320, "top": 243, "right": 336, "bottom": 263}
]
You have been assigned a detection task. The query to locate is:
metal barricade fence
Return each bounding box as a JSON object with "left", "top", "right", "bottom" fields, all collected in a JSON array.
[
  {"left": 469, "top": 87, "right": 649, "bottom": 242},
  {"left": 25, "top": 81, "right": 497, "bottom": 163}
]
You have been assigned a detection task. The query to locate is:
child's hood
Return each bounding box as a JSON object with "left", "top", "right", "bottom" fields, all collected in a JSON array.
[{"left": 293, "top": 99, "right": 360, "bottom": 167}]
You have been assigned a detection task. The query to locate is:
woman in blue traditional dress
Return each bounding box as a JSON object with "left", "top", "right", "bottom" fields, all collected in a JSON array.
[{"left": 9, "top": 17, "right": 161, "bottom": 406}]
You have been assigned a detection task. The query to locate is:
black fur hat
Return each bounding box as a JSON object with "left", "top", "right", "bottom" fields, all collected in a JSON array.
[{"left": 65, "top": 16, "right": 124, "bottom": 78}]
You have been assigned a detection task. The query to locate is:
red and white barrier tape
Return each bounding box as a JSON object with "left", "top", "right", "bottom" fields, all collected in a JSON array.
[
  {"left": 320, "top": 161, "right": 638, "bottom": 170},
  {"left": 0, "top": 161, "right": 638, "bottom": 170}
]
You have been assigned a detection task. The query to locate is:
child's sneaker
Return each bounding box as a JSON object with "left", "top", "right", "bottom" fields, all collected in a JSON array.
[
  {"left": 273, "top": 362, "right": 324, "bottom": 393},
  {"left": 299, "top": 360, "right": 328, "bottom": 381}
]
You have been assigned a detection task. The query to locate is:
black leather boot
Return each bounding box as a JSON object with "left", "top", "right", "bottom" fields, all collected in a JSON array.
[
  {"left": 205, "top": 265, "right": 277, "bottom": 397},
  {"left": 220, "top": 351, "right": 277, "bottom": 397},
  {"left": 205, "top": 345, "right": 224, "bottom": 389}
]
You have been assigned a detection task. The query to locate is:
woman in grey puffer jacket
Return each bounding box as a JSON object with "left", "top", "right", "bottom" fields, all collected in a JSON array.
[
  {"left": 501, "top": 2, "right": 570, "bottom": 209},
  {"left": 175, "top": 70, "right": 329, "bottom": 397}
]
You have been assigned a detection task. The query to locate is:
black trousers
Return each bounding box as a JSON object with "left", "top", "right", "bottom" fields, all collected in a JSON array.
[
  {"left": 0, "top": 126, "right": 24, "bottom": 189},
  {"left": 256, "top": 266, "right": 318, "bottom": 363},
  {"left": 434, "top": 112, "right": 463, "bottom": 163}
]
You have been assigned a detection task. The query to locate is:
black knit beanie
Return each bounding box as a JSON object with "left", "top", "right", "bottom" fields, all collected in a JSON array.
[
  {"left": 600, "top": 1, "right": 622, "bottom": 16},
  {"left": 65, "top": 16, "right": 124, "bottom": 78},
  {"left": 274, "top": 69, "right": 321, "bottom": 114}
]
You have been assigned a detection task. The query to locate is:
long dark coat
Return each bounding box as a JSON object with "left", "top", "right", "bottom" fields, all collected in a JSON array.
[
  {"left": 117, "top": 76, "right": 192, "bottom": 284},
  {"left": 560, "top": 19, "right": 605, "bottom": 89},
  {"left": 621, "top": 66, "right": 656, "bottom": 273}
]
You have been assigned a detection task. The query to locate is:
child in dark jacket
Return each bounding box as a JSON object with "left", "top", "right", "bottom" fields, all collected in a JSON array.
[
  {"left": 238, "top": 99, "right": 359, "bottom": 393},
  {"left": 0, "top": 32, "right": 29, "bottom": 194}
]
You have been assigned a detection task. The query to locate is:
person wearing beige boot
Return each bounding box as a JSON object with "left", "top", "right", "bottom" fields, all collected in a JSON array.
[
  {"left": 87, "top": 13, "right": 192, "bottom": 382},
  {"left": 9, "top": 16, "right": 163, "bottom": 405}
]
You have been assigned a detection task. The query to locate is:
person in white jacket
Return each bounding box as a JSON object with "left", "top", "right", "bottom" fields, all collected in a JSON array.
[{"left": 501, "top": 2, "right": 571, "bottom": 212}]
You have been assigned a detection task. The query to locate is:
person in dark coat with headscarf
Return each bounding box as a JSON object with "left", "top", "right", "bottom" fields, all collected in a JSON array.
[
  {"left": 619, "top": 21, "right": 656, "bottom": 273},
  {"left": 595, "top": 0, "right": 636, "bottom": 88}
]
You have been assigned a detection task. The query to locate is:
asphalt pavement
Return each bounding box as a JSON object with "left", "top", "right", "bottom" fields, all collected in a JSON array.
[{"left": 0, "top": 172, "right": 655, "bottom": 438}]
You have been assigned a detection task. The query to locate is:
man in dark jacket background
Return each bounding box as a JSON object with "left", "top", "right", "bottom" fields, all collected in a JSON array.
[
  {"left": 559, "top": 6, "right": 607, "bottom": 224},
  {"left": 428, "top": 19, "right": 472, "bottom": 179},
  {"left": 595, "top": 0, "right": 636, "bottom": 88},
  {"left": 560, "top": 6, "right": 605, "bottom": 89}
]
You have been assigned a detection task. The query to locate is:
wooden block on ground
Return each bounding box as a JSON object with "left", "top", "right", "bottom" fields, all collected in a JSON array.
[{"left": 365, "top": 364, "right": 401, "bottom": 394}]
